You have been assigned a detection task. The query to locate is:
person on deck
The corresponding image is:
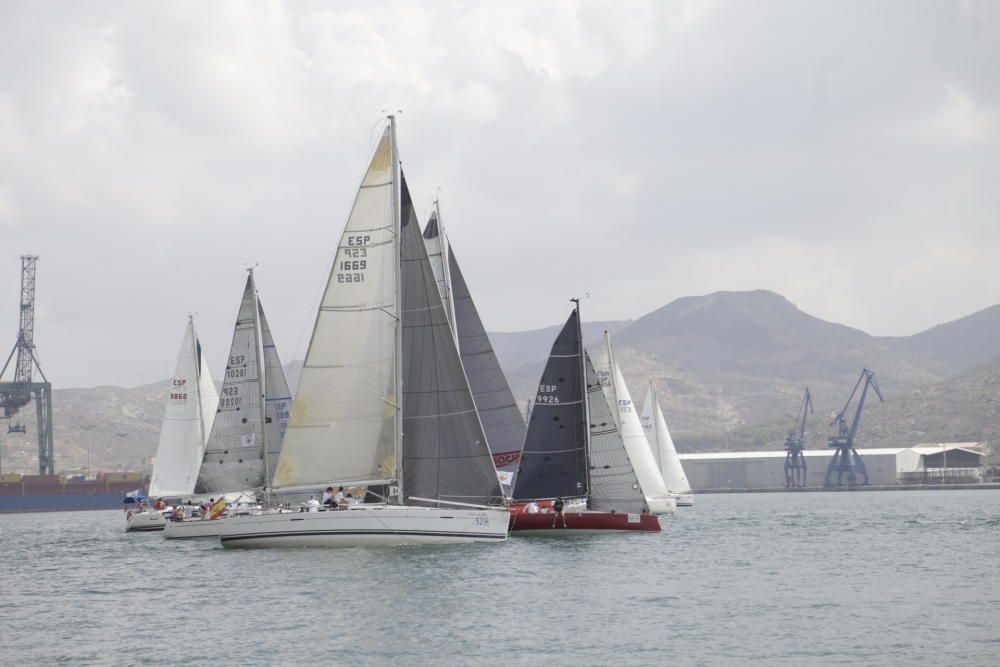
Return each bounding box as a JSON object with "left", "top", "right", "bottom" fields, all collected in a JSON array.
[
  {"left": 552, "top": 496, "right": 566, "bottom": 528},
  {"left": 322, "top": 487, "right": 334, "bottom": 508},
  {"left": 306, "top": 496, "right": 320, "bottom": 512},
  {"left": 334, "top": 486, "right": 345, "bottom": 505}
]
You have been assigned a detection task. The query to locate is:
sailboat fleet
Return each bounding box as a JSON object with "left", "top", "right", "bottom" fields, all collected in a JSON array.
[{"left": 131, "top": 116, "right": 692, "bottom": 545}]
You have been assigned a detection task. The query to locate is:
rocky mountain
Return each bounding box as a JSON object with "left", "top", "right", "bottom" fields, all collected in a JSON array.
[{"left": 3, "top": 290, "right": 998, "bottom": 474}]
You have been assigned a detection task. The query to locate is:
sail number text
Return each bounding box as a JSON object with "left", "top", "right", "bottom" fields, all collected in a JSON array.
[
  {"left": 220, "top": 384, "right": 241, "bottom": 409},
  {"left": 536, "top": 384, "right": 560, "bottom": 404},
  {"left": 337, "top": 235, "right": 370, "bottom": 284}
]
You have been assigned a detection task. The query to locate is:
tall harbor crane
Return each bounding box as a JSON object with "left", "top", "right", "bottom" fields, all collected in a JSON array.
[
  {"left": 824, "top": 368, "right": 883, "bottom": 487},
  {"left": 783, "top": 388, "right": 812, "bottom": 488},
  {"left": 0, "top": 256, "right": 54, "bottom": 475}
]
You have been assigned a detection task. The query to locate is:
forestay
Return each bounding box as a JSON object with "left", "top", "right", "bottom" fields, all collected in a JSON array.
[
  {"left": 641, "top": 385, "right": 692, "bottom": 495},
  {"left": 512, "top": 308, "right": 588, "bottom": 501},
  {"left": 259, "top": 302, "right": 291, "bottom": 485},
  {"left": 273, "top": 130, "right": 397, "bottom": 489},
  {"left": 585, "top": 352, "right": 646, "bottom": 512},
  {"left": 400, "top": 176, "right": 503, "bottom": 506},
  {"left": 149, "top": 319, "right": 218, "bottom": 498}
]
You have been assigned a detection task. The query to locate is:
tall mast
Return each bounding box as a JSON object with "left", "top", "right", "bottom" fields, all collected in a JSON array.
[
  {"left": 249, "top": 268, "right": 269, "bottom": 503},
  {"left": 389, "top": 114, "right": 404, "bottom": 504},
  {"left": 572, "top": 298, "right": 591, "bottom": 499}
]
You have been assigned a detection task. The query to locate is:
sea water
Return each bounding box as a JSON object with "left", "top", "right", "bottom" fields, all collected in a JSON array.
[{"left": 2, "top": 490, "right": 998, "bottom": 666}]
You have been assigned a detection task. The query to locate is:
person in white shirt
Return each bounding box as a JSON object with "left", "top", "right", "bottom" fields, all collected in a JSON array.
[
  {"left": 306, "top": 497, "right": 320, "bottom": 512},
  {"left": 334, "top": 486, "right": 345, "bottom": 505},
  {"left": 321, "top": 486, "right": 334, "bottom": 508},
  {"left": 524, "top": 501, "right": 540, "bottom": 514}
]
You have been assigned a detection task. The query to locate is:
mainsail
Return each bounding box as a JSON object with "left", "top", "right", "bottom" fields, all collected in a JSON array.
[
  {"left": 422, "top": 205, "right": 527, "bottom": 488},
  {"left": 273, "top": 129, "right": 397, "bottom": 489},
  {"left": 149, "top": 318, "right": 218, "bottom": 498},
  {"left": 272, "top": 121, "right": 502, "bottom": 507},
  {"left": 586, "top": 352, "right": 646, "bottom": 512},
  {"left": 641, "top": 385, "right": 692, "bottom": 495},
  {"left": 512, "top": 307, "right": 588, "bottom": 501},
  {"left": 196, "top": 272, "right": 290, "bottom": 494},
  {"left": 591, "top": 332, "right": 672, "bottom": 504}
]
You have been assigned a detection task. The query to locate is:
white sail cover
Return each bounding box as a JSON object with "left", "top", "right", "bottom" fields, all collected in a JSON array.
[
  {"left": 585, "top": 352, "right": 645, "bottom": 512},
  {"left": 197, "top": 275, "right": 290, "bottom": 494},
  {"left": 273, "top": 130, "right": 397, "bottom": 489},
  {"left": 591, "top": 333, "right": 672, "bottom": 504},
  {"left": 149, "top": 319, "right": 218, "bottom": 498},
  {"left": 641, "top": 386, "right": 692, "bottom": 495}
]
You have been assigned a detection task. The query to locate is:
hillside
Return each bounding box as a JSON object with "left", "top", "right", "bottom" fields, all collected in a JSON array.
[{"left": 3, "top": 290, "right": 999, "bottom": 474}]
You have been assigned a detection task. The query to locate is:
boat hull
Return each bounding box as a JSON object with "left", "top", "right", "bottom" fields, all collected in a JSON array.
[
  {"left": 163, "top": 518, "right": 225, "bottom": 539},
  {"left": 674, "top": 493, "right": 695, "bottom": 507},
  {"left": 509, "top": 510, "right": 662, "bottom": 534},
  {"left": 220, "top": 506, "right": 509, "bottom": 548},
  {"left": 125, "top": 510, "right": 166, "bottom": 532}
]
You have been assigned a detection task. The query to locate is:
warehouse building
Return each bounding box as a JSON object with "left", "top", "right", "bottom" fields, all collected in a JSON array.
[{"left": 679, "top": 443, "right": 987, "bottom": 491}]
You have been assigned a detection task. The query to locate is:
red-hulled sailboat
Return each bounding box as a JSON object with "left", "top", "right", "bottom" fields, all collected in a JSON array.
[{"left": 508, "top": 301, "right": 662, "bottom": 535}]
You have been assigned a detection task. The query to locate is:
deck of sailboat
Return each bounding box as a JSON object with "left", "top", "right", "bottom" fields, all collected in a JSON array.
[{"left": 508, "top": 510, "right": 662, "bottom": 534}]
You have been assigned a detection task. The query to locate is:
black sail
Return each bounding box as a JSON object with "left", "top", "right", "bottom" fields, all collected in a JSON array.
[
  {"left": 400, "top": 175, "right": 503, "bottom": 506},
  {"left": 442, "top": 241, "right": 527, "bottom": 483},
  {"left": 512, "top": 307, "right": 588, "bottom": 501}
]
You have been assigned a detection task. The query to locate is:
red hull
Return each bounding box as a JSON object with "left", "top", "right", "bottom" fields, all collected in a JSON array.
[{"left": 508, "top": 510, "right": 661, "bottom": 534}]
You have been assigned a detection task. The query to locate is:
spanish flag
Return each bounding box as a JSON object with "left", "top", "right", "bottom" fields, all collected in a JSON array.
[{"left": 209, "top": 496, "right": 227, "bottom": 520}]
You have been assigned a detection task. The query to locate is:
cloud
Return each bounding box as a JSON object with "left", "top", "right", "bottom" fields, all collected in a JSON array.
[{"left": 0, "top": 0, "right": 997, "bottom": 387}]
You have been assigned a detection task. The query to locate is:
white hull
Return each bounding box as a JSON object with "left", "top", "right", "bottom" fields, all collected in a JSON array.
[
  {"left": 163, "top": 519, "right": 225, "bottom": 539},
  {"left": 220, "top": 506, "right": 509, "bottom": 548},
  {"left": 125, "top": 510, "right": 166, "bottom": 532},
  {"left": 673, "top": 493, "right": 695, "bottom": 507}
]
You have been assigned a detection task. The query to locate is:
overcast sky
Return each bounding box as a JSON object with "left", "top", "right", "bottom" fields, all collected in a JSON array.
[{"left": 1, "top": 0, "right": 997, "bottom": 388}]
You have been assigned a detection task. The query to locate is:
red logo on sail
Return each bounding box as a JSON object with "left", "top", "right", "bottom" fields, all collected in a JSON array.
[{"left": 492, "top": 450, "right": 521, "bottom": 468}]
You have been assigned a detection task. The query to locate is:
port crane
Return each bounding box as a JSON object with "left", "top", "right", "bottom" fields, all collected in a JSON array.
[
  {"left": 0, "top": 256, "right": 54, "bottom": 474},
  {"left": 824, "top": 368, "right": 883, "bottom": 487},
  {"left": 783, "top": 388, "right": 812, "bottom": 488}
]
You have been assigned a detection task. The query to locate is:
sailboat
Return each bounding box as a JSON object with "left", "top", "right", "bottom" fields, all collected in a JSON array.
[
  {"left": 641, "top": 384, "right": 694, "bottom": 506},
  {"left": 219, "top": 117, "right": 508, "bottom": 548},
  {"left": 509, "top": 302, "right": 661, "bottom": 534},
  {"left": 127, "top": 317, "right": 218, "bottom": 532},
  {"left": 422, "top": 202, "right": 527, "bottom": 493},
  {"left": 164, "top": 270, "right": 292, "bottom": 539},
  {"left": 592, "top": 332, "right": 676, "bottom": 514}
]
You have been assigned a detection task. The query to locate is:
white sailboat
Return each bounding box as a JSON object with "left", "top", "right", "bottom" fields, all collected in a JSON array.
[
  {"left": 591, "top": 332, "right": 676, "bottom": 514},
  {"left": 128, "top": 317, "right": 218, "bottom": 532},
  {"left": 164, "top": 270, "right": 291, "bottom": 539},
  {"left": 422, "top": 201, "right": 527, "bottom": 493},
  {"left": 641, "top": 384, "right": 694, "bottom": 507},
  {"left": 220, "top": 117, "right": 508, "bottom": 548}
]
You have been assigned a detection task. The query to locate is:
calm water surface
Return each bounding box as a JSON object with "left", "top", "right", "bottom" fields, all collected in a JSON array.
[{"left": 2, "top": 490, "right": 998, "bottom": 666}]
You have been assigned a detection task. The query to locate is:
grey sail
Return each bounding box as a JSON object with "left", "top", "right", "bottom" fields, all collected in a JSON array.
[
  {"left": 585, "top": 351, "right": 646, "bottom": 512},
  {"left": 259, "top": 301, "right": 291, "bottom": 487},
  {"left": 512, "top": 308, "right": 588, "bottom": 501},
  {"left": 400, "top": 174, "right": 503, "bottom": 506},
  {"left": 196, "top": 274, "right": 268, "bottom": 494},
  {"left": 422, "top": 217, "right": 527, "bottom": 486}
]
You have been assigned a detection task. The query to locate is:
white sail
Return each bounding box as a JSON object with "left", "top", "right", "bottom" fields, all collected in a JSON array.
[
  {"left": 422, "top": 206, "right": 457, "bottom": 340},
  {"left": 642, "top": 385, "right": 693, "bottom": 496},
  {"left": 592, "top": 332, "right": 673, "bottom": 512},
  {"left": 585, "top": 352, "right": 645, "bottom": 512},
  {"left": 149, "top": 318, "right": 217, "bottom": 498},
  {"left": 272, "top": 129, "right": 398, "bottom": 489}
]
